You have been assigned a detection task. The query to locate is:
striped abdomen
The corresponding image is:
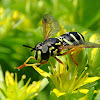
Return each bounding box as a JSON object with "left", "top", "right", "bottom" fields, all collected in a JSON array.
[{"left": 58, "top": 32, "right": 85, "bottom": 46}]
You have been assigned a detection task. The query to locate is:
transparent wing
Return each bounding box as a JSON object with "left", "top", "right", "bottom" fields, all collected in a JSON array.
[
  {"left": 83, "top": 41, "right": 100, "bottom": 48},
  {"left": 42, "top": 14, "right": 61, "bottom": 40},
  {"left": 60, "top": 41, "right": 100, "bottom": 50}
]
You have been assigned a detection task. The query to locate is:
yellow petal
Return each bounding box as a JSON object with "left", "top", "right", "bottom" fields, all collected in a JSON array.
[
  {"left": 73, "top": 89, "right": 97, "bottom": 94},
  {"left": 91, "top": 48, "right": 98, "bottom": 61},
  {"left": 83, "top": 77, "right": 100, "bottom": 84},
  {"left": 32, "top": 65, "right": 50, "bottom": 77},
  {"left": 79, "top": 89, "right": 89, "bottom": 94},
  {"left": 72, "top": 28, "right": 75, "bottom": 32},
  {"left": 15, "top": 73, "right": 17, "bottom": 84},
  {"left": 52, "top": 88, "right": 66, "bottom": 97},
  {"left": 13, "top": 10, "right": 19, "bottom": 20},
  {"left": 5, "top": 71, "right": 15, "bottom": 87},
  {"left": 57, "top": 24, "right": 66, "bottom": 36},
  {"left": 77, "top": 76, "right": 100, "bottom": 88},
  {"left": 27, "top": 81, "right": 40, "bottom": 93},
  {"left": 30, "top": 93, "right": 38, "bottom": 99},
  {"left": 82, "top": 31, "right": 87, "bottom": 36},
  {"left": 89, "top": 34, "right": 98, "bottom": 43}
]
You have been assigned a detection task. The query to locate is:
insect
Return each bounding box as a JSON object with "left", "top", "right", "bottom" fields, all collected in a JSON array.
[{"left": 15, "top": 14, "right": 100, "bottom": 70}]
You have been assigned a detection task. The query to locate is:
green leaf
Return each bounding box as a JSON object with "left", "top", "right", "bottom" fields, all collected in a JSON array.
[
  {"left": 65, "top": 91, "right": 73, "bottom": 100},
  {"left": 78, "top": 0, "right": 100, "bottom": 28},
  {"left": 47, "top": 77, "right": 55, "bottom": 90},
  {"left": 86, "top": 87, "right": 94, "bottom": 100},
  {"left": 0, "top": 88, "right": 7, "bottom": 98},
  {"left": 39, "top": 78, "right": 49, "bottom": 92},
  {"left": 95, "top": 92, "right": 100, "bottom": 100},
  {"left": 50, "top": 91, "right": 58, "bottom": 100},
  {"left": 0, "top": 66, "right": 4, "bottom": 82}
]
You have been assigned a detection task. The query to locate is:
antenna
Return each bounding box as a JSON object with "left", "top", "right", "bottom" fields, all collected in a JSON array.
[{"left": 23, "top": 45, "right": 35, "bottom": 52}]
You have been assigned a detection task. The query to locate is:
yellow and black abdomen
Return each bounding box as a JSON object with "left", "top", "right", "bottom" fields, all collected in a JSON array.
[{"left": 59, "top": 32, "right": 85, "bottom": 46}]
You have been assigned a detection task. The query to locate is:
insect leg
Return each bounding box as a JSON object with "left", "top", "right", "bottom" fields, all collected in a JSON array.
[
  {"left": 15, "top": 56, "right": 38, "bottom": 70},
  {"left": 15, "top": 56, "right": 48, "bottom": 70},
  {"left": 70, "top": 54, "right": 78, "bottom": 66},
  {"left": 24, "top": 60, "right": 48, "bottom": 67},
  {"left": 60, "top": 48, "right": 76, "bottom": 56},
  {"left": 37, "top": 60, "right": 48, "bottom": 67},
  {"left": 59, "top": 48, "right": 79, "bottom": 66},
  {"left": 54, "top": 57, "right": 66, "bottom": 68}
]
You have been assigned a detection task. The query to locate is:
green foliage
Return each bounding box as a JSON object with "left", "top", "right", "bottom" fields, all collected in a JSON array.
[
  {"left": 1, "top": 0, "right": 100, "bottom": 100},
  {"left": 95, "top": 92, "right": 100, "bottom": 100}
]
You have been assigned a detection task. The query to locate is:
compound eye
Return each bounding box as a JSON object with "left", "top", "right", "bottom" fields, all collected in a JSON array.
[
  {"left": 35, "top": 42, "right": 43, "bottom": 49},
  {"left": 39, "top": 43, "right": 43, "bottom": 46}
]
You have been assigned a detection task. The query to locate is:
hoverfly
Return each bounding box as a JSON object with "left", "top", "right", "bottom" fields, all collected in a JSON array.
[{"left": 15, "top": 14, "right": 100, "bottom": 70}]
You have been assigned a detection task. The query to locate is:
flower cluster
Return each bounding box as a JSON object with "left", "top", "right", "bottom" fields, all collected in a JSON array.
[
  {"left": 32, "top": 63, "right": 100, "bottom": 99},
  {"left": 0, "top": 70, "right": 40, "bottom": 100}
]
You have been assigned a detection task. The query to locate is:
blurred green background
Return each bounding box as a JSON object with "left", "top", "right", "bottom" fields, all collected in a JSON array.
[{"left": 0, "top": 0, "right": 100, "bottom": 99}]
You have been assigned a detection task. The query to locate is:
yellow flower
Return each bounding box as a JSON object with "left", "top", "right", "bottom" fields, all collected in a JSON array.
[
  {"left": 81, "top": 31, "right": 87, "bottom": 36},
  {"left": 0, "top": 71, "right": 41, "bottom": 100},
  {"left": 13, "top": 10, "right": 19, "bottom": 21},
  {"left": 52, "top": 88, "right": 66, "bottom": 97},
  {"left": 32, "top": 64, "right": 100, "bottom": 98}
]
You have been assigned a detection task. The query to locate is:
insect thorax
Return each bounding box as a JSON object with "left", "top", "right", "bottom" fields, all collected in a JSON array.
[
  {"left": 43, "top": 38, "right": 61, "bottom": 57},
  {"left": 34, "top": 38, "right": 62, "bottom": 62}
]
